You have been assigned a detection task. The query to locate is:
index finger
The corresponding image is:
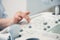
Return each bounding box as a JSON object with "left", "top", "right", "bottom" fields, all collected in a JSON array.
[{"left": 23, "top": 11, "right": 30, "bottom": 15}]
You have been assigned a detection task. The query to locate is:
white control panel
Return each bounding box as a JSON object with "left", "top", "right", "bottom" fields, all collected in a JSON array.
[
  {"left": 15, "top": 12, "right": 60, "bottom": 40},
  {"left": 1, "top": 0, "right": 60, "bottom": 40},
  {"left": 16, "top": 12, "right": 60, "bottom": 40},
  {"left": 0, "top": 12, "right": 60, "bottom": 40}
]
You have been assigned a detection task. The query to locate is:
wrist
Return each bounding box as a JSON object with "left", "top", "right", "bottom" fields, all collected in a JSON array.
[{"left": 13, "top": 16, "right": 23, "bottom": 24}]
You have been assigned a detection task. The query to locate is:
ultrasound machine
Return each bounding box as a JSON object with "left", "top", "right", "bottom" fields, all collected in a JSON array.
[{"left": 0, "top": 0, "right": 60, "bottom": 40}]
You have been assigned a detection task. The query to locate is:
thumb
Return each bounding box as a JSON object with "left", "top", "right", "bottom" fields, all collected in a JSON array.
[{"left": 23, "top": 11, "right": 30, "bottom": 15}]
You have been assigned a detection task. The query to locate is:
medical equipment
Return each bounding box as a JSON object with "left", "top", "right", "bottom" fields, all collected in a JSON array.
[
  {"left": 0, "top": 0, "right": 60, "bottom": 40},
  {"left": 0, "top": 12, "right": 60, "bottom": 40}
]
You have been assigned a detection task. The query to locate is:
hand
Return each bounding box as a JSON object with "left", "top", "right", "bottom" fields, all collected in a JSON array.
[{"left": 13, "top": 11, "right": 31, "bottom": 23}]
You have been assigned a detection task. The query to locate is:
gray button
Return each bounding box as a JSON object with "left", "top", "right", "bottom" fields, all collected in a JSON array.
[
  {"left": 44, "top": 28, "right": 47, "bottom": 31},
  {"left": 20, "top": 29, "right": 23, "bottom": 32},
  {"left": 58, "top": 19, "right": 60, "bottom": 21},
  {"left": 55, "top": 21, "right": 58, "bottom": 23},
  {"left": 52, "top": 13, "right": 55, "bottom": 15},
  {"left": 43, "top": 22, "right": 47, "bottom": 25},
  {"left": 29, "top": 26, "right": 32, "bottom": 28},
  {"left": 47, "top": 26, "right": 50, "bottom": 28}
]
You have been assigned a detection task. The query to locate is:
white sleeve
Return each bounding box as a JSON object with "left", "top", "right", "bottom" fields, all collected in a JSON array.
[{"left": 0, "top": 0, "right": 7, "bottom": 18}]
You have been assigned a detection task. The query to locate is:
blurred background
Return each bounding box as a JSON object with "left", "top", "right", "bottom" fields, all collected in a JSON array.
[{"left": 2, "top": 0, "right": 60, "bottom": 17}]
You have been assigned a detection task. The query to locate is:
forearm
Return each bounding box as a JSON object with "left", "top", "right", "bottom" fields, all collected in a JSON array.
[{"left": 0, "top": 18, "right": 14, "bottom": 27}]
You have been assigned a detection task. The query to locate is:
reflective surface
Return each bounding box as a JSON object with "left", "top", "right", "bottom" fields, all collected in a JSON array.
[
  {"left": 26, "top": 38, "right": 39, "bottom": 40},
  {"left": 49, "top": 24, "right": 60, "bottom": 34}
]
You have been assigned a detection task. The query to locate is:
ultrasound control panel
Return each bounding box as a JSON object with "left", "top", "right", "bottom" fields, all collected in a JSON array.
[
  {"left": 0, "top": 12, "right": 60, "bottom": 40},
  {"left": 14, "top": 12, "right": 60, "bottom": 40},
  {"left": 12, "top": 12, "right": 60, "bottom": 40}
]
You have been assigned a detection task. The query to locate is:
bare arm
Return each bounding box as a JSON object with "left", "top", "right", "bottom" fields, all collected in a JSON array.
[
  {"left": 0, "top": 18, "right": 14, "bottom": 27},
  {"left": 0, "top": 11, "right": 30, "bottom": 28}
]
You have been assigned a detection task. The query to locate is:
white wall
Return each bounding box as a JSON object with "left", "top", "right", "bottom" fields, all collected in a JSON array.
[
  {"left": 27, "top": 0, "right": 60, "bottom": 15},
  {"left": 2, "top": 0, "right": 60, "bottom": 18},
  {"left": 2, "top": 0, "right": 27, "bottom": 18}
]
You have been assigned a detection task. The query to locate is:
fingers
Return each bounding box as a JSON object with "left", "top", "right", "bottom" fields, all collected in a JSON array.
[
  {"left": 15, "top": 11, "right": 31, "bottom": 23},
  {"left": 21, "top": 11, "right": 30, "bottom": 18},
  {"left": 22, "top": 11, "right": 31, "bottom": 23},
  {"left": 23, "top": 11, "right": 30, "bottom": 15},
  {"left": 16, "top": 11, "right": 30, "bottom": 18},
  {"left": 24, "top": 16, "right": 31, "bottom": 23},
  {"left": 14, "top": 15, "right": 23, "bottom": 23}
]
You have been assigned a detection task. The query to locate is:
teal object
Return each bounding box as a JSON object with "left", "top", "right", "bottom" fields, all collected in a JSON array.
[
  {"left": 48, "top": 24, "right": 60, "bottom": 34},
  {"left": 9, "top": 24, "right": 21, "bottom": 40}
]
